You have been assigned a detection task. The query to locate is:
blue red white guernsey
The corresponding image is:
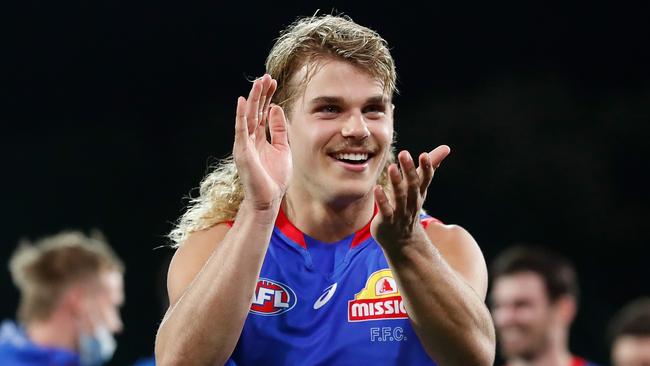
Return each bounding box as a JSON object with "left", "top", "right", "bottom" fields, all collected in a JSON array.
[
  {"left": 570, "top": 356, "right": 601, "bottom": 366},
  {"left": 505, "top": 355, "right": 601, "bottom": 366},
  {"left": 228, "top": 208, "right": 441, "bottom": 365}
]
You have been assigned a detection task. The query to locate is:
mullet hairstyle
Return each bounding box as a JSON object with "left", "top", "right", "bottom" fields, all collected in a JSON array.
[{"left": 169, "top": 14, "right": 398, "bottom": 247}]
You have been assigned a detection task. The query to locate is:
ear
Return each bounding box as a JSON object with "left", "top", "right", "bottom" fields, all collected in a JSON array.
[
  {"left": 63, "top": 284, "right": 85, "bottom": 315},
  {"left": 553, "top": 295, "right": 577, "bottom": 326}
]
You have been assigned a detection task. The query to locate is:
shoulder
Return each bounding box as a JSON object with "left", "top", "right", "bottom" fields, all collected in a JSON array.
[
  {"left": 0, "top": 320, "right": 28, "bottom": 348},
  {"left": 167, "top": 223, "right": 232, "bottom": 305},
  {"left": 422, "top": 219, "right": 488, "bottom": 299}
]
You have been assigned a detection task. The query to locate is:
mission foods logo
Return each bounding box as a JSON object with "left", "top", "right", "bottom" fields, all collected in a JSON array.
[
  {"left": 348, "top": 269, "right": 408, "bottom": 322},
  {"left": 250, "top": 278, "right": 297, "bottom": 316}
]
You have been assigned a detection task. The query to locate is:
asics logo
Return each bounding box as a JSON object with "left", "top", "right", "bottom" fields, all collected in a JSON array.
[{"left": 313, "top": 283, "right": 338, "bottom": 310}]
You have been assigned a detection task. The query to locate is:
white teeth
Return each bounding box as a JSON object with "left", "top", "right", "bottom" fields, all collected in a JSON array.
[{"left": 334, "top": 153, "right": 369, "bottom": 161}]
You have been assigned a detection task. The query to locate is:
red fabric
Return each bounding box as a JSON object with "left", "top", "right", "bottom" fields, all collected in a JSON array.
[
  {"left": 420, "top": 216, "right": 442, "bottom": 229},
  {"left": 275, "top": 208, "right": 307, "bottom": 248},
  {"left": 505, "top": 355, "right": 588, "bottom": 366},
  {"left": 236, "top": 206, "right": 442, "bottom": 249},
  {"left": 571, "top": 356, "right": 588, "bottom": 366},
  {"left": 349, "top": 205, "right": 379, "bottom": 248}
]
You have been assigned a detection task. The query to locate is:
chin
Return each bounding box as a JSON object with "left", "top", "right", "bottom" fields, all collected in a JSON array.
[
  {"left": 502, "top": 345, "right": 538, "bottom": 361},
  {"left": 322, "top": 181, "right": 374, "bottom": 205}
]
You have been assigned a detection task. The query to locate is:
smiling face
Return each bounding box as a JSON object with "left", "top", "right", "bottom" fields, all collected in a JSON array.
[
  {"left": 285, "top": 59, "right": 394, "bottom": 205},
  {"left": 491, "top": 271, "right": 556, "bottom": 360}
]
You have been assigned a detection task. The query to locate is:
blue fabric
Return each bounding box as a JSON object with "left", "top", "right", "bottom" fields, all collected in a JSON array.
[
  {"left": 0, "top": 320, "right": 80, "bottom": 366},
  {"left": 132, "top": 356, "right": 155, "bottom": 366},
  {"left": 229, "top": 214, "right": 437, "bottom": 365}
]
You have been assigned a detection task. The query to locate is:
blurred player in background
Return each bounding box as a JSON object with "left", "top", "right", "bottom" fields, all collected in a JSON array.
[
  {"left": 608, "top": 297, "right": 650, "bottom": 366},
  {"left": 0, "top": 230, "right": 124, "bottom": 366},
  {"left": 490, "top": 245, "right": 599, "bottom": 366}
]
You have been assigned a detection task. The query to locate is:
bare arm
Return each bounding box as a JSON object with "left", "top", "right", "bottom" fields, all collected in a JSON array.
[
  {"left": 155, "top": 75, "right": 291, "bottom": 365},
  {"left": 371, "top": 147, "right": 495, "bottom": 366}
]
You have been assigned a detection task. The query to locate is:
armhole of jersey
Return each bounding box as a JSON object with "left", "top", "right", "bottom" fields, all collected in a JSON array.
[{"left": 419, "top": 213, "right": 442, "bottom": 229}]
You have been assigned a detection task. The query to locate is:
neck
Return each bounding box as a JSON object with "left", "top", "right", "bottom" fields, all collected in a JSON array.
[
  {"left": 26, "top": 312, "right": 77, "bottom": 352},
  {"left": 283, "top": 188, "right": 375, "bottom": 242},
  {"left": 510, "top": 352, "right": 573, "bottom": 366},
  {"left": 509, "top": 331, "right": 572, "bottom": 366}
]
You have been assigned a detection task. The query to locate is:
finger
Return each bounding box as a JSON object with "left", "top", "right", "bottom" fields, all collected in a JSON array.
[
  {"left": 254, "top": 77, "right": 271, "bottom": 142},
  {"left": 257, "top": 75, "right": 272, "bottom": 127},
  {"left": 416, "top": 152, "right": 434, "bottom": 196},
  {"left": 388, "top": 163, "right": 406, "bottom": 215},
  {"left": 398, "top": 150, "right": 420, "bottom": 212},
  {"left": 262, "top": 78, "right": 277, "bottom": 124},
  {"left": 268, "top": 105, "right": 289, "bottom": 147},
  {"left": 234, "top": 97, "right": 248, "bottom": 145},
  {"left": 428, "top": 145, "right": 451, "bottom": 169},
  {"left": 254, "top": 75, "right": 272, "bottom": 143},
  {"left": 245, "top": 78, "right": 263, "bottom": 134},
  {"left": 374, "top": 185, "right": 394, "bottom": 220}
]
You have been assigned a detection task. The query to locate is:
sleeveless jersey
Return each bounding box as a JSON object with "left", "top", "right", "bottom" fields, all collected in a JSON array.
[{"left": 229, "top": 209, "right": 440, "bottom": 365}]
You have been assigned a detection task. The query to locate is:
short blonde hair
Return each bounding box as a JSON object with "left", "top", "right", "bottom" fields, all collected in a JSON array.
[
  {"left": 9, "top": 230, "right": 124, "bottom": 324},
  {"left": 169, "top": 14, "right": 397, "bottom": 247}
]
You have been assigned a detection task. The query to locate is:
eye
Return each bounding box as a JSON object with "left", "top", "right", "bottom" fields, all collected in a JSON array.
[
  {"left": 320, "top": 105, "right": 340, "bottom": 113},
  {"left": 363, "top": 104, "right": 386, "bottom": 119},
  {"left": 314, "top": 104, "right": 341, "bottom": 119}
]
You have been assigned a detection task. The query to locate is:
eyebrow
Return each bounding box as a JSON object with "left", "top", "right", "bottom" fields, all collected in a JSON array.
[{"left": 307, "top": 95, "right": 389, "bottom": 106}]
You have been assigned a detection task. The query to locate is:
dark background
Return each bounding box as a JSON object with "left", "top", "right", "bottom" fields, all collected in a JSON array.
[{"left": 2, "top": 1, "right": 649, "bottom": 365}]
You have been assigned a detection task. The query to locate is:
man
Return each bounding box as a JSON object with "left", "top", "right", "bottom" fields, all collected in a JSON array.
[
  {"left": 156, "top": 14, "right": 495, "bottom": 365},
  {"left": 608, "top": 297, "right": 650, "bottom": 366},
  {"left": 0, "top": 230, "right": 125, "bottom": 366},
  {"left": 490, "top": 245, "right": 599, "bottom": 366}
]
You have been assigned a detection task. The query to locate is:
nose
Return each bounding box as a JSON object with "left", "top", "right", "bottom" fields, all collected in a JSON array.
[
  {"left": 341, "top": 111, "right": 370, "bottom": 139},
  {"left": 113, "top": 314, "right": 123, "bottom": 334},
  {"left": 493, "top": 306, "right": 515, "bottom": 328},
  {"left": 105, "top": 306, "right": 124, "bottom": 334}
]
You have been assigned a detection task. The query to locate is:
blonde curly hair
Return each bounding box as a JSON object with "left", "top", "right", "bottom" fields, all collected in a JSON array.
[{"left": 169, "top": 14, "right": 398, "bottom": 247}]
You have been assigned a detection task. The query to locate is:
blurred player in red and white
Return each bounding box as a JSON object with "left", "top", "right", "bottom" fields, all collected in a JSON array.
[{"left": 490, "top": 245, "right": 600, "bottom": 366}]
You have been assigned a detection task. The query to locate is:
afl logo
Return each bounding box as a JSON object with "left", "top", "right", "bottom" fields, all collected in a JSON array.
[{"left": 250, "top": 278, "right": 297, "bottom": 316}]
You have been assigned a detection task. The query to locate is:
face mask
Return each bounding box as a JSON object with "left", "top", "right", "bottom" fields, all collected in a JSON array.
[{"left": 78, "top": 326, "right": 117, "bottom": 366}]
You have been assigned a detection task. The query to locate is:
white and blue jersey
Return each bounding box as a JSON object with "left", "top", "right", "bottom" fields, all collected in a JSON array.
[{"left": 229, "top": 209, "right": 440, "bottom": 365}]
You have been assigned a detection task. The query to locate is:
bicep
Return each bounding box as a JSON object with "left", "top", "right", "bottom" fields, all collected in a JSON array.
[
  {"left": 427, "top": 224, "right": 488, "bottom": 300},
  {"left": 166, "top": 223, "right": 231, "bottom": 307}
]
